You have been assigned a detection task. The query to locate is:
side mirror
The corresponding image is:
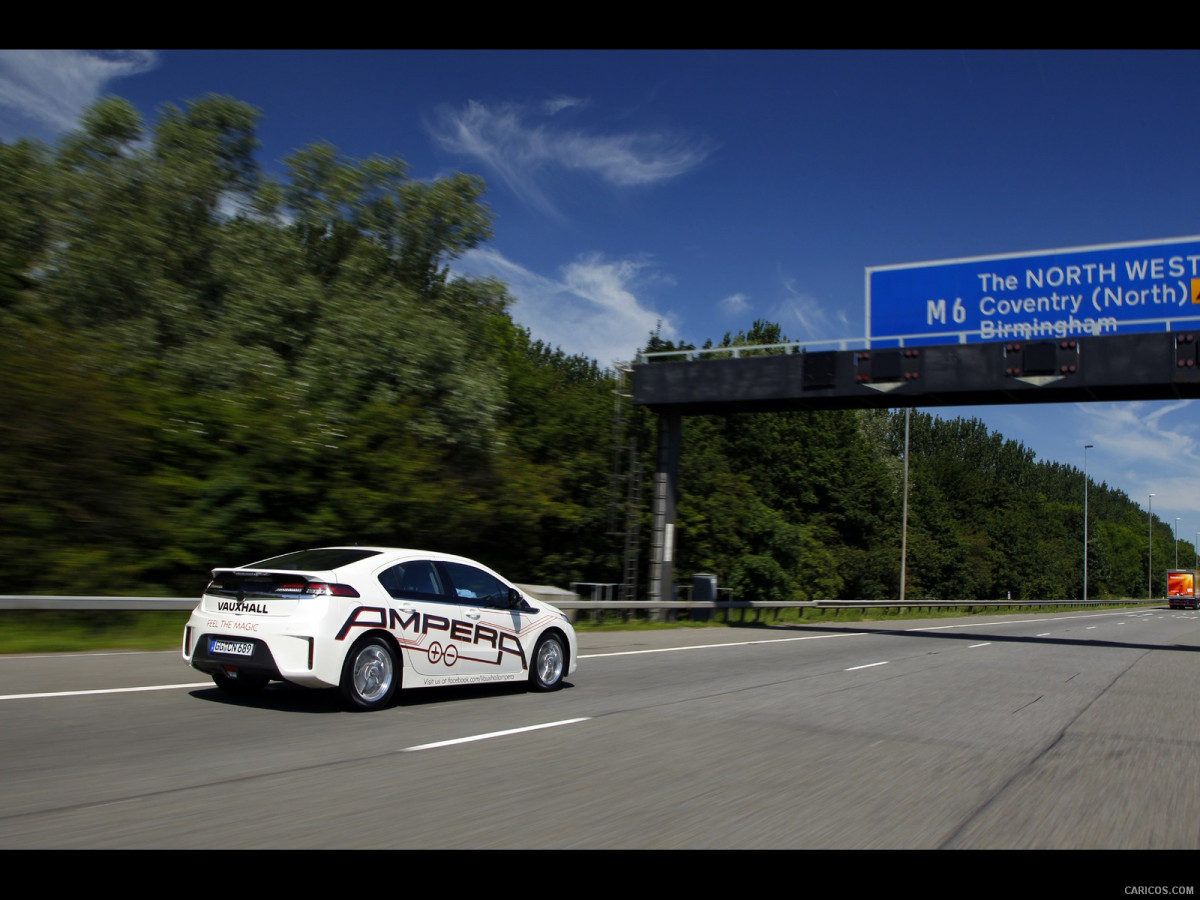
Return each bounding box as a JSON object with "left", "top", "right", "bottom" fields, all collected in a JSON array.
[{"left": 508, "top": 587, "right": 527, "bottom": 610}]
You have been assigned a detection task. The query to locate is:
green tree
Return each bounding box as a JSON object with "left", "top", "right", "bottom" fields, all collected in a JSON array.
[
  {"left": 0, "top": 139, "right": 51, "bottom": 309},
  {"left": 0, "top": 320, "right": 161, "bottom": 592}
]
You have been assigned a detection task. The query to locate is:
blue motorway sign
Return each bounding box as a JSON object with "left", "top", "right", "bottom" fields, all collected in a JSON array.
[{"left": 866, "top": 236, "right": 1200, "bottom": 345}]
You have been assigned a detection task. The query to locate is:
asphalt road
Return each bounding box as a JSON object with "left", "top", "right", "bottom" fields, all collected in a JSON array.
[{"left": 3, "top": 606, "right": 1200, "bottom": 866}]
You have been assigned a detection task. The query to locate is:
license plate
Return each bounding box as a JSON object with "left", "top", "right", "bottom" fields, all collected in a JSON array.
[{"left": 211, "top": 639, "right": 254, "bottom": 656}]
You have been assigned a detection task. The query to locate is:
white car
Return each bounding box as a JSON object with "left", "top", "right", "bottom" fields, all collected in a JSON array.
[{"left": 182, "top": 547, "right": 577, "bottom": 711}]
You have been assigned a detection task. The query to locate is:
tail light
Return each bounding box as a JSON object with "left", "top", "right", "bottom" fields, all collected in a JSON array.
[
  {"left": 268, "top": 581, "right": 360, "bottom": 597},
  {"left": 293, "top": 582, "right": 360, "bottom": 598},
  {"left": 204, "top": 579, "right": 360, "bottom": 598}
]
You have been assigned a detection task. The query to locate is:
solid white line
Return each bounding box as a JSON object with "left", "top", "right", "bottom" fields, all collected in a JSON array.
[
  {"left": 0, "top": 649, "right": 175, "bottom": 660},
  {"left": 845, "top": 661, "right": 888, "bottom": 671},
  {"left": 581, "top": 631, "right": 867, "bottom": 659},
  {"left": 969, "top": 642, "right": 991, "bottom": 648},
  {"left": 1, "top": 607, "right": 1152, "bottom": 701},
  {"left": 403, "top": 717, "right": 592, "bottom": 751},
  {"left": 0, "top": 682, "right": 211, "bottom": 701},
  {"left": 0, "top": 631, "right": 882, "bottom": 700}
]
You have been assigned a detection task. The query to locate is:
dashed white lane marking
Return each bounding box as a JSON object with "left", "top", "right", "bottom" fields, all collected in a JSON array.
[{"left": 403, "top": 717, "right": 592, "bottom": 751}]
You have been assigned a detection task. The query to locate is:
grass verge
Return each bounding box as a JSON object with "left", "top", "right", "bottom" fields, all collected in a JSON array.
[{"left": 0, "top": 610, "right": 192, "bottom": 654}]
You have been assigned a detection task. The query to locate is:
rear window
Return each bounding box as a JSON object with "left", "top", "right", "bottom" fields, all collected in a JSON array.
[
  {"left": 378, "top": 560, "right": 445, "bottom": 600},
  {"left": 245, "top": 548, "right": 382, "bottom": 571}
]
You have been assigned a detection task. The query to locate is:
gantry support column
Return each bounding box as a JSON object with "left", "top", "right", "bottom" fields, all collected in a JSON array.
[{"left": 648, "top": 411, "right": 680, "bottom": 605}]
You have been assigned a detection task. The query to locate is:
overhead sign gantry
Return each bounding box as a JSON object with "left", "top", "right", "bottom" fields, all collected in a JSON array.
[
  {"left": 632, "top": 236, "right": 1200, "bottom": 603},
  {"left": 634, "top": 329, "right": 1200, "bottom": 414}
]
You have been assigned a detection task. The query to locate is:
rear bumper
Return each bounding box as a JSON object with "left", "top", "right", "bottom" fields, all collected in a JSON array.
[{"left": 183, "top": 614, "right": 342, "bottom": 688}]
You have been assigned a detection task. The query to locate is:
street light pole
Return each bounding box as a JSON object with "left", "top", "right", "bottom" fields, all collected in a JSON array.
[
  {"left": 900, "top": 407, "right": 910, "bottom": 605},
  {"left": 1175, "top": 518, "right": 1181, "bottom": 569},
  {"left": 1149, "top": 493, "right": 1156, "bottom": 600},
  {"left": 1084, "top": 444, "right": 1093, "bottom": 601}
]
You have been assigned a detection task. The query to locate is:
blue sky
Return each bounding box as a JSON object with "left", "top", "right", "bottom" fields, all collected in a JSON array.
[{"left": 2, "top": 49, "right": 1199, "bottom": 553}]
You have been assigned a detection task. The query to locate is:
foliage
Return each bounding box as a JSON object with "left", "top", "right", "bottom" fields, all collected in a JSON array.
[{"left": 0, "top": 93, "right": 1174, "bottom": 607}]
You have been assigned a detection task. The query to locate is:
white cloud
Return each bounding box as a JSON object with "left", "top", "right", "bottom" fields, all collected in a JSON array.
[
  {"left": 428, "top": 99, "right": 711, "bottom": 216},
  {"left": 1041, "top": 399, "right": 1200, "bottom": 546},
  {"left": 541, "top": 95, "right": 587, "bottom": 116},
  {"left": 769, "top": 272, "right": 857, "bottom": 343},
  {"left": 1079, "top": 400, "right": 1200, "bottom": 497},
  {"left": 0, "top": 50, "right": 158, "bottom": 140},
  {"left": 452, "top": 247, "right": 677, "bottom": 368},
  {"left": 554, "top": 130, "right": 708, "bottom": 186},
  {"left": 721, "top": 292, "right": 750, "bottom": 315}
]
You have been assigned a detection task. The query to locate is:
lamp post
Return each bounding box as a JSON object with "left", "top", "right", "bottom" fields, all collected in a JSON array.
[
  {"left": 1195, "top": 532, "right": 1198, "bottom": 570},
  {"left": 1149, "top": 493, "right": 1156, "bottom": 600},
  {"left": 1084, "top": 444, "right": 1093, "bottom": 601},
  {"left": 900, "top": 407, "right": 910, "bottom": 604},
  {"left": 1176, "top": 518, "right": 1181, "bottom": 569}
]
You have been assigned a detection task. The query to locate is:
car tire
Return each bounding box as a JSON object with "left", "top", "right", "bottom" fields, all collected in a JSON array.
[
  {"left": 340, "top": 635, "right": 399, "bottom": 711},
  {"left": 529, "top": 633, "right": 566, "bottom": 692},
  {"left": 212, "top": 671, "right": 268, "bottom": 696}
]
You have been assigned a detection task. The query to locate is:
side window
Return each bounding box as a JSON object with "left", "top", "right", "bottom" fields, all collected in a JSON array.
[
  {"left": 439, "top": 562, "right": 510, "bottom": 608},
  {"left": 378, "top": 561, "right": 445, "bottom": 601}
]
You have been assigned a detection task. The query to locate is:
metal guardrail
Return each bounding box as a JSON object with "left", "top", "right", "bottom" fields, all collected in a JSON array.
[
  {"left": 637, "top": 338, "right": 871, "bottom": 363},
  {"left": 554, "top": 597, "right": 1157, "bottom": 624},
  {"left": 0, "top": 595, "right": 1159, "bottom": 621},
  {"left": 0, "top": 596, "right": 200, "bottom": 610}
]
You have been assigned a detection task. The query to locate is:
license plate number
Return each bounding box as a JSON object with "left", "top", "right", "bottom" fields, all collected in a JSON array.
[{"left": 211, "top": 639, "right": 254, "bottom": 656}]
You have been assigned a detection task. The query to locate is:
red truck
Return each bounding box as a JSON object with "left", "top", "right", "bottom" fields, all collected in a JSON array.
[{"left": 1167, "top": 570, "right": 1200, "bottom": 609}]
